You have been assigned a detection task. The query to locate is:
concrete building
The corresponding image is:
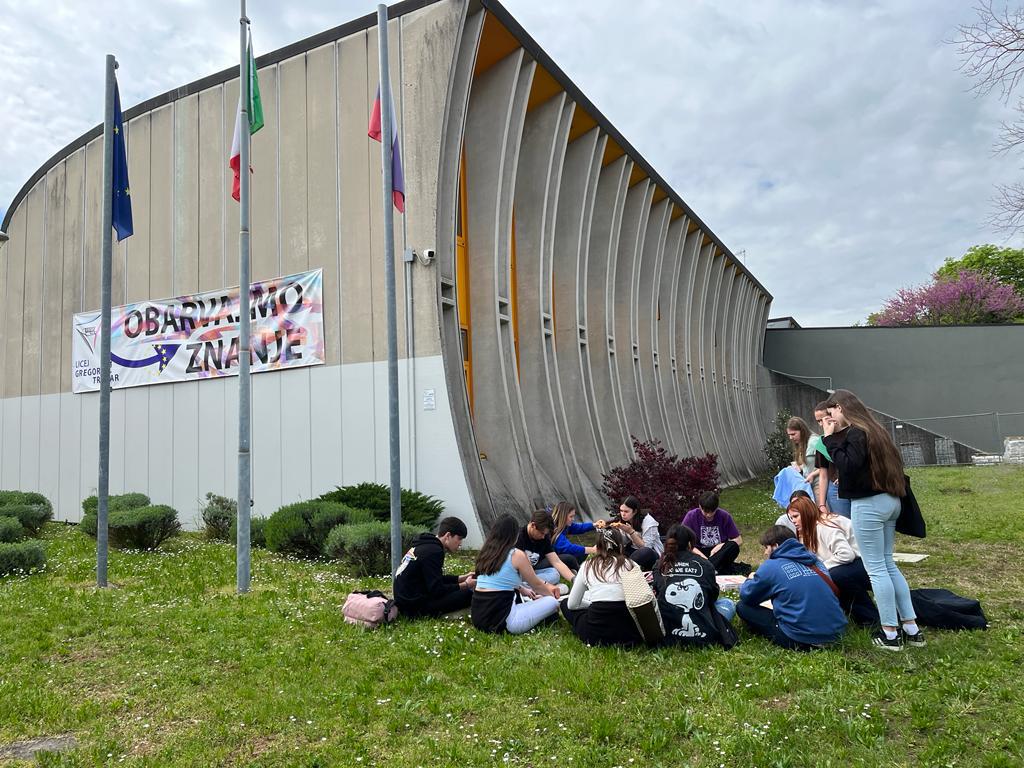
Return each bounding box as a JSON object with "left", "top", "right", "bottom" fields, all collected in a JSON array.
[{"left": 0, "top": 0, "right": 772, "bottom": 543}]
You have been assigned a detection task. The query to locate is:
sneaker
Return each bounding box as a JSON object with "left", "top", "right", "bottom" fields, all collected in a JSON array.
[
  {"left": 902, "top": 628, "right": 927, "bottom": 647},
  {"left": 871, "top": 630, "right": 904, "bottom": 651}
]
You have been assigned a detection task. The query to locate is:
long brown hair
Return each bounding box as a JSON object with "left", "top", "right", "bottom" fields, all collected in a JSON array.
[
  {"left": 551, "top": 501, "right": 575, "bottom": 542},
  {"left": 825, "top": 389, "right": 905, "bottom": 496},
  {"left": 658, "top": 524, "right": 698, "bottom": 575},
  {"left": 474, "top": 515, "right": 520, "bottom": 576},
  {"left": 588, "top": 528, "right": 631, "bottom": 582},
  {"left": 788, "top": 496, "right": 822, "bottom": 554},
  {"left": 787, "top": 416, "right": 812, "bottom": 467}
]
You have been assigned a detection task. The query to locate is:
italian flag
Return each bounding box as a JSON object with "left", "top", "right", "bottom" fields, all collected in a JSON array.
[{"left": 229, "top": 33, "right": 264, "bottom": 202}]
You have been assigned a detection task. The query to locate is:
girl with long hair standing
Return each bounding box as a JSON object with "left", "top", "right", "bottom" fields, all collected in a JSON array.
[
  {"left": 472, "top": 515, "right": 562, "bottom": 634},
  {"left": 822, "top": 389, "right": 923, "bottom": 650}
]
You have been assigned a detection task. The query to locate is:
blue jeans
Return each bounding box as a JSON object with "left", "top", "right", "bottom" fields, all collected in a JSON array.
[
  {"left": 532, "top": 567, "right": 561, "bottom": 585},
  {"left": 715, "top": 598, "right": 736, "bottom": 622},
  {"left": 827, "top": 481, "right": 851, "bottom": 518},
  {"left": 851, "top": 493, "right": 915, "bottom": 627}
]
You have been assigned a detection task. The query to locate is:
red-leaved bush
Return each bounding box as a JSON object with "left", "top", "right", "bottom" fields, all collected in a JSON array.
[{"left": 601, "top": 437, "right": 720, "bottom": 533}]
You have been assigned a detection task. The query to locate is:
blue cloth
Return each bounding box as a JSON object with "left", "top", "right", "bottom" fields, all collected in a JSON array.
[
  {"left": 553, "top": 521, "right": 594, "bottom": 558},
  {"left": 715, "top": 598, "right": 737, "bottom": 622},
  {"left": 739, "top": 538, "right": 847, "bottom": 645},
  {"left": 111, "top": 80, "right": 133, "bottom": 241},
  {"left": 772, "top": 466, "right": 813, "bottom": 509},
  {"left": 476, "top": 550, "right": 520, "bottom": 591},
  {"left": 851, "top": 493, "right": 915, "bottom": 627}
]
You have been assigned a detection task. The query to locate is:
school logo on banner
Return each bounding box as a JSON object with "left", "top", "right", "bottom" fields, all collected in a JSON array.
[{"left": 72, "top": 269, "right": 325, "bottom": 393}]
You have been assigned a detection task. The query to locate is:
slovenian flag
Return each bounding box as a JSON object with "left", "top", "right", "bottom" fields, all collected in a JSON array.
[
  {"left": 368, "top": 86, "right": 405, "bottom": 213},
  {"left": 229, "top": 30, "right": 264, "bottom": 202}
]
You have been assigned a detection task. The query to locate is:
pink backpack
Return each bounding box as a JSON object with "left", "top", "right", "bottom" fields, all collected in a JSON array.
[{"left": 342, "top": 590, "right": 398, "bottom": 629}]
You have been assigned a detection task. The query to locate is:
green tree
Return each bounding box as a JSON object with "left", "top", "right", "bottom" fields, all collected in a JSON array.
[{"left": 936, "top": 244, "right": 1024, "bottom": 296}]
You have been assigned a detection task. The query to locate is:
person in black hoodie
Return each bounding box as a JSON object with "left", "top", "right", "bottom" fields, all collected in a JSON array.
[
  {"left": 394, "top": 517, "right": 476, "bottom": 618},
  {"left": 654, "top": 524, "right": 738, "bottom": 649}
]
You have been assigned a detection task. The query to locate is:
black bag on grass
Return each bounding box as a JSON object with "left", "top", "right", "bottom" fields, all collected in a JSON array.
[{"left": 910, "top": 588, "right": 987, "bottom": 630}]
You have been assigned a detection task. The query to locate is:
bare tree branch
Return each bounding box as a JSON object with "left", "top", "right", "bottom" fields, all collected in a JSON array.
[
  {"left": 992, "top": 103, "right": 1024, "bottom": 154},
  {"left": 954, "top": 1, "right": 1024, "bottom": 101},
  {"left": 989, "top": 182, "right": 1024, "bottom": 234}
]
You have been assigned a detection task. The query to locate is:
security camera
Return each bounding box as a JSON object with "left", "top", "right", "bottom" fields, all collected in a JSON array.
[{"left": 418, "top": 248, "right": 436, "bottom": 266}]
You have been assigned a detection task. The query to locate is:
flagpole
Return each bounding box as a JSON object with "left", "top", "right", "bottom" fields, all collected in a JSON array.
[
  {"left": 96, "top": 54, "right": 117, "bottom": 589},
  {"left": 236, "top": 0, "right": 253, "bottom": 594},
  {"left": 376, "top": 4, "right": 403, "bottom": 575}
]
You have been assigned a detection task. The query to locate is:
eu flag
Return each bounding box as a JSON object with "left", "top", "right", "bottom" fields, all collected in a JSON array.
[{"left": 112, "top": 80, "right": 133, "bottom": 241}]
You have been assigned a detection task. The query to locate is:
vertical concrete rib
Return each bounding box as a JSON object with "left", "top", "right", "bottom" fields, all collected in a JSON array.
[
  {"left": 464, "top": 50, "right": 541, "bottom": 513},
  {"left": 513, "top": 92, "right": 576, "bottom": 505},
  {"left": 613, "top": 180, "right": 654, "bottom": 446},
  {"left": 704, "top": 253, "right": 736, "bottom": 483},
  {"left": 739, "top": 278, "right": 764, "bottom": 474},
  {"left": 585, "top": 156, "right": 631, "bottom": 468},
  {"left": 637, "top": 198, "right": 672, "bottom": 449},
  {"left": 658, "top": 216, "right": 689, "bottom": 456},
  {"left": 717, "top": 265, "right": 746, "bottom": 479},
  {"left": 687, "top": 239, "right": 714, "bottom": 457},
  {"left": 675, "top": 227, "right": 702, "bottom": 452},
  {"left": 552, "top": 127, "right": 607, "bottom": 513}
]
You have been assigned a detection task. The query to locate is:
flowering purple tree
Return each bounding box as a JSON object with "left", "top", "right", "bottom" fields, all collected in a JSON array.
[{"left": 870, "top": 269, "right": 1024, "bottom": 326}]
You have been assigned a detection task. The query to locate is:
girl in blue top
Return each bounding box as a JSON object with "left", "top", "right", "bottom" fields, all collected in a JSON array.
[
  {"left": 472, "top": 515, "right": 562, "bottom": 634},
  {"left": 550, "top": 501, "right": 604, "bottom": 572}
]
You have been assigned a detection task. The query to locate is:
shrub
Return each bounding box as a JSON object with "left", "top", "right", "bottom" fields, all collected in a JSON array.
[
  {"left": 0, "top": 516, "right": 25, "bottom": 543},
  {"left": 601, "top": 437, "right": 720, "bottom": 534},
  {"left": 763, "top": 409, "right": 794, "bottom": 474},
  {"left": 78, "top": 513, "right": 98, "bottom": 538},
  {"left": 107, "top": 505, "right": 181, "bottom": 550},
  {"left": 265, "top": 500, "right": 370, "bottom": 558},
  {"left": 322, "top": 521, "right": 425, "bottom": 577},
  {"left": 201, "top": 493, "right": 237, "bottom": 540},
  {"left": 229, "top": 516, "right": 268, "bottom": 549},
  {"left": 317, "top": 482, "right": 444, "bottom": 529},
  {"left": 0, "top": 504, "right": 51, "bottom": 536},
  {"left": 82, "top": 492, "right": 150, "bottom": 516},
  {"left": 0, "top": 490, "right": 53, "bottom": 516},
  {"left": 0, "top": 540, "right": 46, "bottom": 577}
]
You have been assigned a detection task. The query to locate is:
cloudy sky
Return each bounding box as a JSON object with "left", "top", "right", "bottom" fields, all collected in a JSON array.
[{"left": 0, "top": 0, "right": 1019, "bottom": 326}]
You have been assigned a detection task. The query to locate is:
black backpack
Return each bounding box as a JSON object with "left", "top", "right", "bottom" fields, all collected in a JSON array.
[{"left": 910, "top": 588, "right": 987, "bottom": 630}]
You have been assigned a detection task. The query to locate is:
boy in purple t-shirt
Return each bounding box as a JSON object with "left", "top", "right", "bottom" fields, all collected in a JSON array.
[{"left": 681, "top": 491, "right": 743, "bottom": 574}]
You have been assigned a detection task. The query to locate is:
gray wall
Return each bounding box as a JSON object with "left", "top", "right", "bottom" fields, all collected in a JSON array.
[{"left": 763, "top": 326, "right": 1024, "bottom": 453}]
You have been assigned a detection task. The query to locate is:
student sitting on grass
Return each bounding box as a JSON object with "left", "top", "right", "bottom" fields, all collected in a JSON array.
[
  {"left": 654, "top": 524, "right": 738, "bottom": 648},
  {"left": 737, "top": 525, "right": 847, "bottom": 650},
  {"left": 681, "top": 491, "right": 743, "bottom": 574},
  {"left": 776, "top": 489, "right": 811, "bottom": 532},
  {"left": 609, "top": 496, "right": 662, "bottom": 570},
  {"left": 394, "top": 517, "right": 476, "bottom": 618},
  {"left": 472, "top": 515, "right": 563, "bottom": 634},
  {"left": 551, "top": 501, "right": 603, "bottom": 573},
  {"left": 787, "top": 495, "right": 878, "bottom": 627},
  {"left": 517, "top": 509, "right": 577, "bottom": 585},
  {"left": 560, "top": 528, "right": 645, "bottom": 647}
]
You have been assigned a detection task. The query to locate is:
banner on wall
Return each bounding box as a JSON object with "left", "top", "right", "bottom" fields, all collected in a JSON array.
[{"left": 72, "top": 269, "right": 325, "bottom": 394}]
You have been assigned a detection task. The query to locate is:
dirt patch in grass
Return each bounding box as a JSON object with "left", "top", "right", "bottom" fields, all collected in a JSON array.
[
  {"left": 938, "top": 487, "right": 974, "bottom": 495},
  {"left": 0, "top": 734, "right": 77, "bottom": 760}
]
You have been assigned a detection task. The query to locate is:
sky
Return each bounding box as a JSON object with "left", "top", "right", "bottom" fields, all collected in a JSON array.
[{"left": 0, "top": 0, "right": 1020, "bottom": 326}]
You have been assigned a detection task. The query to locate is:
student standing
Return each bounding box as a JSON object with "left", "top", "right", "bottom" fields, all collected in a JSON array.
[
  {"left": 472, "top": 515, "right": 562, "bottom": 634},
  {"left": 681, "top": 491, "right": 743, "bottom": 574},
  {"left": 394, "top": 517, "right": 476, "bottom": 618},
  {"left": 737, "top": 526, "right": 847, "bottom": 650},
  {"left": 813, "top": 402, "right": 851, "bottom": 518},
  {"left": 822, "top": 389, "right": 923, "bottom": 650}
]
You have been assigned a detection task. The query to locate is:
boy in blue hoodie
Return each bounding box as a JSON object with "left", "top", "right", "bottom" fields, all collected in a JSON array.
[{"left": 738, "top": 525, "right": 847, "bottom": 650}]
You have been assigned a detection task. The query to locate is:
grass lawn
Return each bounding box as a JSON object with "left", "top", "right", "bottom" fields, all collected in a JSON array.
[{"left": 1, "top": 465, "right": 1023, "bottom": 767}]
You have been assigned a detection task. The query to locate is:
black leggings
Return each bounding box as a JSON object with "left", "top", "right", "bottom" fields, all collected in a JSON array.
[
  {"left": 398, "top": 588, "right": 472, "bottom": 618},
  {"left": 696, "top": 541, "right": 740, "bottom": 574},
  {"left": 830, "top": 558, "right": 879, "bottom": 627}
]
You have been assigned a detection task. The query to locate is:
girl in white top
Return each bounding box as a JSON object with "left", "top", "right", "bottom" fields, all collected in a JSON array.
[
  {"left": 786, "top": 496, "right": 879, "bottom": 626},
  {"left": 560, "top": 528, "right": 646, "bottom": 646}
]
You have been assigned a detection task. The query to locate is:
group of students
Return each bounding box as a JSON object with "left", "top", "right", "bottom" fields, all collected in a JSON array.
[{"left": 394, "top": 388, "right": 925, "bottom": 652}]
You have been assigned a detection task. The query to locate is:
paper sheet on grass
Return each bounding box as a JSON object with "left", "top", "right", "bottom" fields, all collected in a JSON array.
[{"left": 893, "top": 552, "right": 929, "bottom": 563}]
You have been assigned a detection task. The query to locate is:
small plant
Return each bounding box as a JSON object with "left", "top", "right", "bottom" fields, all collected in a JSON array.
[
  {"left": 229, "top": 516, "right": 268, "bottom": 549},
  {"left": 79, "top": 493, "right": 153, "bottom": 538},
  {"left": 318, "top": 482, "right": 444, "bottom": 529},
  {"left": 0, "top": 504, "right": 51, "bottom": 536},
  {"left": 107, "top": 505, "right": 181, "bottom": 550},
  {"left": 322, "top": 521, "right": 425, "bottom": 577},
  {"left": 201, "top": 493, "right": 237, "bottom": 541},
  {"left": 0, "top": 540, "right": 46, "bottom": 577},
  {"left": 0, "top": 516, "right": 25, "bottom": 543},
  {"left": 763, "top": 408, "right": 794, "bottom": 473},
  {"left": 264, "top": 500, "right": 371, "bottom": 558},
  {"left": 601, "top": 437, "right": 720, "bottom": 533}
]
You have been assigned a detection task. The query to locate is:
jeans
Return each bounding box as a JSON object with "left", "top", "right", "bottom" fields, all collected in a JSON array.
[
  {"left": 827, "top": 481, "right": 852, "bottom": 518},
  {"left": 851, "top": 492, "right": 915, "bottom": 627},
  {"left": 736, "top": 602, "right": 818, "bottom": 651},
  {"left": 505, "top": 596, "right": 560, "bottom": 634},
  {"left": 715, "top": 598, "right": 737, "bottom": 622},
  {"left": 532, "top": 567, "right": 561, "bottom": 585}
]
